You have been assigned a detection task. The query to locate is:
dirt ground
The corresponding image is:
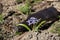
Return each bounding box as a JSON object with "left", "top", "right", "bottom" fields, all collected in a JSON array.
[{"left": 0, "top": 0, "right": 60, "bottom": 40}]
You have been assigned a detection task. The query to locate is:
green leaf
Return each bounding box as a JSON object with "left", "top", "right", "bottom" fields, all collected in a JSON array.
[
  {"left": 17, "top": 24, "right": 31, "bottom": 31},
  {"left": 35, "top": 21, "right": 46, "bottom": 31}
]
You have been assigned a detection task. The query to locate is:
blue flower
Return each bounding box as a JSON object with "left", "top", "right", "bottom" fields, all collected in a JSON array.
[{"left": 26, "top": 17, "right": 39, "bottom": 25}]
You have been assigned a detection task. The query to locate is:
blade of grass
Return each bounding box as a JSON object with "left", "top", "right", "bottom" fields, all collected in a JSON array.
[
  {"left": 17, "top": 24, "right": 31, "bottom": 31},
  {"left": 35, "top": 21, "right": 46, "bottom": 31}
]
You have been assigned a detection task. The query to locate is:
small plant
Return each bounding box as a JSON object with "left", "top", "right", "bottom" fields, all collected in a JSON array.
[
  {"left": 17, "top": 20, "right": 46, "bottom": 32},
  {"left": 34, "top": 21, "right": 46, "bottom": 31},
  {"left": 18, "top": 0, "right": 31, "bottom": 15},
  {"left": 0, "top": 14, "right": 4, "bottom": 24},
  {"left": 19, "top": 4, "right": 31, "bottom": 14}
]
